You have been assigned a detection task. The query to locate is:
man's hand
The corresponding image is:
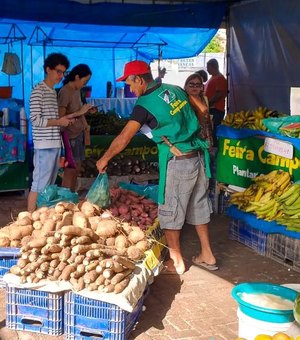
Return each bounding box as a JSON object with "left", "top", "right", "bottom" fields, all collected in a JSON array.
[{"left": 96, "top": 158, "right": 108, "bottom": 173}]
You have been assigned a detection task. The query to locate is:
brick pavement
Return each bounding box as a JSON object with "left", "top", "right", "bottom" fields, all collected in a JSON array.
[{"left": 0, "top": 192, "right": 300, "bottom": 340}]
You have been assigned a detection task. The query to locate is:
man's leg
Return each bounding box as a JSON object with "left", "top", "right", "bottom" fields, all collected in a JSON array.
[
  {"left": 164, "top": 229, "right": 185, "bottom": 274},
  {"left": 194, "top": 223, "right": 216, "bottom": 265}
]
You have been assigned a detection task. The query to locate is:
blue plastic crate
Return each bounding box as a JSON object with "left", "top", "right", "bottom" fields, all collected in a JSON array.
[
  {"left": 229, "top": 219, "right": 268, "bottom": 255},
  {"left": 64, "top": 287, "right": 148, "bottom": 340},
  {"left": 6, "top": 286, "right": 64, "bottom": 336},
  {"left": 0, "top": 247, "right": 20, "bottom": 287},
  {"left": 267, "top": 233, "right": 300, "bottom": 273}
]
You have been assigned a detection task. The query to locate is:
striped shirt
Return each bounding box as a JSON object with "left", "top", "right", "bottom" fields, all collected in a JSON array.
[{"left": 30, "top": 81, "right": 61, "bottom": 149}]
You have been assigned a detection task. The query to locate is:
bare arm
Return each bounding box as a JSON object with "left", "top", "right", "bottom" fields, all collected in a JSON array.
[
  {"left": 58, "top": 104, "right": 94, "bottom": 119},
  {"left": 96, "top": 120, "right": 141, "bottom": 173}
]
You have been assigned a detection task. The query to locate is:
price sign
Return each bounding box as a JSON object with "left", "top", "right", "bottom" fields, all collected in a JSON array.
[{"left": 264, "top": 137, "right": 294, "bottom": 159}]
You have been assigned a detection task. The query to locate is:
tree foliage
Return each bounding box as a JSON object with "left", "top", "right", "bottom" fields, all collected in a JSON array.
[{"left": 203, "top": 35, "right": 224, "bottom": 53}]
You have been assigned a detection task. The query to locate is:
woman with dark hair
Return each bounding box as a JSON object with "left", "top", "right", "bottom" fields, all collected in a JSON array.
[
  {"left": 184, "top": 73, "right": 213, "bottom": 148},
  {"left": 58, "top": 63, "right": 96, "bottom": 191}
]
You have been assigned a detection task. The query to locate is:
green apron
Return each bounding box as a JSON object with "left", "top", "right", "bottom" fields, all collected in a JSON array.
[{"left": 136, "top": 82, "right": 210, "bottom": 204}]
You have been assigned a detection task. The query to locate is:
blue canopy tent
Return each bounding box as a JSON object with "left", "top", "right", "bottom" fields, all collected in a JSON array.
[{"left": 0, "top": 1, "right": 226, "bottom": 103}]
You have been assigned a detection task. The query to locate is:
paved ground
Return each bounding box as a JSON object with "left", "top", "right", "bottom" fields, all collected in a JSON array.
[{"left": 0, "top": 191, "right": 300, "bottom": 340}]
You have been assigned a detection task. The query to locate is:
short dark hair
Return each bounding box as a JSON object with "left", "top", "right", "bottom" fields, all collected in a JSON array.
[
  {"left": 207, "top": 58, "right": 219, "bottom": 69},
  {"left": 43, "top": 53, "right": 70, "bottom": 73},
  {"left": 63, "top": 63, "right": 92, "bottom": 86},
  {"left": 196, "top": 69, "right": 208, "bottom": 83}
]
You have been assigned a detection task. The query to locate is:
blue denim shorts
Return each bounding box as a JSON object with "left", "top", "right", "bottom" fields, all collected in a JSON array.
[
  {"left": 158, "top": 154, "right": 212, "bottom": 230},
  {"left": 69, "top": 132, "right": 85, "bottom": 162},
  {"left": 31, "top": 148, "right": 61, "bottom": 193}
]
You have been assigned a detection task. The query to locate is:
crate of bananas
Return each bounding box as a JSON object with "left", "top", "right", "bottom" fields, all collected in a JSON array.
[{"left": 230, "top": 170, "right": 300, "bottom": 232}]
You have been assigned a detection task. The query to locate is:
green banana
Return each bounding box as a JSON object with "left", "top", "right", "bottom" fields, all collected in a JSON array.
[
  {"left": 284, "top": 191, "right": 300, "bottom": 206},
  {"left": 277, "top": 184, "right": 300, "bottom": 202}
]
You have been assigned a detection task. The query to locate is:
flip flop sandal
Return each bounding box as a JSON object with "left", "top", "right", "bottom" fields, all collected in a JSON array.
[{"left": 192, "top": 256, "right": 219, "bottom": 271}]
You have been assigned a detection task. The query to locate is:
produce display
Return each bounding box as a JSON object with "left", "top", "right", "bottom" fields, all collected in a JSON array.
[
  {"left": 81, "top": 154, "right": 158, "bottom": 178},
  {"left": 254, "top": 333, "right": 299, "bottom": 340},
  {"left": 0, "top": 194, "right": 157, "bottom": 293},
  {"left": 230, "top": 170, "right": 300, "bottom": 232},
  {"left": 109, "top": 187, "right": 158, "bottom": 229},
  {"left": 85, "top": 110, "right": 128, "bottom": 135},
  {"left": 222, "top": 106, "right": 286, "bottom": 130}
]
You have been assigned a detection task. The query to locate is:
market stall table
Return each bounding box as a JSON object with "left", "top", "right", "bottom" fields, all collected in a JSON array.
[{"left": 87, "top": 98, "right": 136, "bottom": 118}]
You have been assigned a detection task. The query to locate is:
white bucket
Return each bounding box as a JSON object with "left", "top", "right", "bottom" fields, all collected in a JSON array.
[{"left": 237, "top": 308, "right": 295, "bottom": 340}]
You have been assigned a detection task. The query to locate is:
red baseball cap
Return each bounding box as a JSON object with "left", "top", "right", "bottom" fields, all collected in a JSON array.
[{"left": 116, "top": 60, "right": 151, "bottom": 82}]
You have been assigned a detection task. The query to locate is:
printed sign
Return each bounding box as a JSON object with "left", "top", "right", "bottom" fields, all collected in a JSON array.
[
  {"left": 216, "top": 136, "right": 300, "bottom": 187},
  {"left": 264, "top": 137, "right": 293, "bottom": 159}
]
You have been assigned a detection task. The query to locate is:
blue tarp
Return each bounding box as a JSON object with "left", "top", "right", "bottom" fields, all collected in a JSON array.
[
  {"left": 0, "top": 1, "right": 225, "bottom": 102},
  {"left": 229, "top": 0, "right": 300, "bottom": 114}
]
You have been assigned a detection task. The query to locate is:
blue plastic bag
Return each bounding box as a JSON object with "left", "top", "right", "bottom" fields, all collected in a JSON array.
[
  {"left": 86, "top": 173, "right": 110, "bottom": 208},
  {"left": 37, "top": 185, "right": 79, "bottom": 208}
]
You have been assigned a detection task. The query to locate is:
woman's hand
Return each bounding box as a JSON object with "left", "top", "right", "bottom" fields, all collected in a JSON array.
[{"left": 79, "top": 103, "right": 94, "bottom": 116}]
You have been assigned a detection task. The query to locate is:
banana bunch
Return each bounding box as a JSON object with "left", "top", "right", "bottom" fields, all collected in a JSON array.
[
  {"left": 230, "top": 170, "right": 291, "bottom": 221},
  {"left": 222, "top": 106, "right": 286, "bottom": 131},
  {"left": 275, "top": 183, "right": 300, "bottom": 232}
]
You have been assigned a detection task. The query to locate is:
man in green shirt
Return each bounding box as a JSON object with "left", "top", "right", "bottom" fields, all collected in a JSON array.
[{"left": 96, "top": 60, "right": 218, "bottom": 274}]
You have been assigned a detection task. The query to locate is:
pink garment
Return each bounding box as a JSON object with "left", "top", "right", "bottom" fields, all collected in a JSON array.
[{"left": 61, "top": 130, "right": 76, "bottom": 169}]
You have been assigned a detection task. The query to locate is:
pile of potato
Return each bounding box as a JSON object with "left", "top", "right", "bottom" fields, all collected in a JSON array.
[
  {"left": 109, "top": 187, "right": 158, "bottom": 229},
  {"left": 1, "top": 201, "right": 151, "bottom": 294}
]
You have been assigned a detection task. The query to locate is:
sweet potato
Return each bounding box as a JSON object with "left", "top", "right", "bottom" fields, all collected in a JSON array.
[
  {"left": 127, "top": 245, "right": 143, "bottom": 261},
  {"left": 105, "top": 237, "right": 116, "bottom": 247},
  {"left": 54, "top": 203, "right": 66, "bottom": 214},
  {"left": 114, "top": 276, "right": 131, "bottom": 294},
  {"left": 96, "top": 220, "right": 117, "bottom": 238},
  {"left": 88, "top": 216, "right": 101, "bottom": 231},
  {"left": 39, "top": 212, "right": 49, "bottom": 224},
  {"left": 17, "top": 216, "right": 32, "bottom": 226},
  {"left": 76, "top": 236, "right": 92, "bottom": 245},
  {"left": 10, "top": 265, "right": 21, "bottom": 275},
  {"left": 10, "top": 225, "right": 33, "bottom": 240},
  {"left": 112, "top": 255, "right": 136, "bottom": 270},
  {"left": 83, "top": 270, "right": 98, "bottom": 284},
  {"left": 73, "top": 277, "right": 85, "bottom": 291},
  {"left": 59, "top": 247, "right": 71, "bottom": 262},
  {"left": 42, "top": 219, "right": 56, "bottom": 233},
  {"left": 104, "top": 284, "right": 115, "bottom": 293},
  {"left": 135, "top": 240, "right": 149, "bottom": 252},
  {"left": 0, "top": 237, "right": 10, "bottom": 247},
  {"left": 128, "top": 228, "right": 145, "bottom": 244},
  {"left": 110, "top": 268, "right": 132, "bottom": 285},
  {"left": 81, "top": 201, "right": 96, "bottom": 217},
  {"left": 61, "top": 226, "right": 98, "bottom": 242},
  {"left": 115, "top": 235, "right": 128, "bottom": 250},
  {"left": 18, "top": 211, "right": 32, "bottom": 221},
  {"left": 104, "top": 259, "right": 124, "bottom": 273},
  {"left": 31, "top": 210, "right": 41, "bottom": 222},
  {"left": 21, "top": 235, "right": 33, "bottom": 247},
  {"left": 28, "top": 237, "right": 47, "bottom": 249},
  {"left": 72, "top": 212, "right": 88, "bottom": 229},
  {"left": 59, "top": 264, "right": 76, "bottom": 281}
]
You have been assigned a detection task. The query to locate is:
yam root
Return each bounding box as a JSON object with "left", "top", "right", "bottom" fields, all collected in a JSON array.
[
  {"left": 111, "top": 269, "right": 132, "bottom": 285},
  {"left": 59, "top": 264, "right": 76, "bottom": 281},
  {"left": 95, "top": 220, "right": 118, "bottom": 238},
  {"left": 112, "top": 255, "right": 136, "bottom": 270},
  {"left": 114, "top": 277, "right": 131, "bottom": 294}
]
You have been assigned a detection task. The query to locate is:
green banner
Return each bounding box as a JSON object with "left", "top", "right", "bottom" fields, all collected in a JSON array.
[
  {"left": 216, "top": 136, "right": 300, "bottom": 187},
  {"left": 86, "top": 134, "right": 158, "bottom": 162}
]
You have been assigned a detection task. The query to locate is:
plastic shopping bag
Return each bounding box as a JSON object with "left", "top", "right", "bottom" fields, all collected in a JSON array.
[
  {"left": 86, "top": 173, "right": 111, "bottom": 208},
  {"left": 37, "top": 185, "right": 79, "bottom": 208}
]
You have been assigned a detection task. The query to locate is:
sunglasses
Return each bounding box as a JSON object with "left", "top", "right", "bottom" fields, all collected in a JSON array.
[{"left": 188, "top": 82, "right": 203, "bottom": 88}]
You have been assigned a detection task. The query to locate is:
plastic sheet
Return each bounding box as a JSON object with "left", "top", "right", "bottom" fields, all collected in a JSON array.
[{"left": 37, "top": 185, "right": 79, "bottom": 208}]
